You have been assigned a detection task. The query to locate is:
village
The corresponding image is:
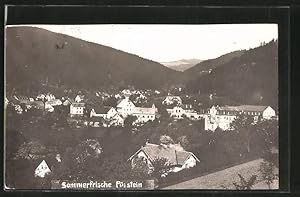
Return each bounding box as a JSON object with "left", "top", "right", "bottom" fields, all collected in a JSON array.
[{"left": 5, "top": 86, "right": 278, "bottom": 189}]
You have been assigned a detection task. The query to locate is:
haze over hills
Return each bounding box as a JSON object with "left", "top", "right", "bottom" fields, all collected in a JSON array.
[
  {"left": 6, "top": 26, "right": 186, "bottom": 94},
  {"left": 185, "top": 40, "right": 278, "bottom": 109},
  {"left": 160, "top": 59, "right": 202, "bottom": 72}
]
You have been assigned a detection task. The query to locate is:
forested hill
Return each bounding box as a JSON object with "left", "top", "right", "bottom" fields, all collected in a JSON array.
[
  {"left": 185, "top": 40, "right": 278, "bottom": 109},
  {"left": 184, "top": 50, "right": 245, "bottom": 76},
  {"left": 6, "top": 26, "right": 185, "bottom": 93}
]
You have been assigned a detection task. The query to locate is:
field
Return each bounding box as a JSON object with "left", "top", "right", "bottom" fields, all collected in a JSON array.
[{"left": 163, "top": 158, "right": 279, "bottom": 190}]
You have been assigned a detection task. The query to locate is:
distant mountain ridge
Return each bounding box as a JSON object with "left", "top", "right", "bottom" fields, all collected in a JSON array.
[
  {"left": 6, "top": 26, "right": 185, "bottom": 94},
  {"left": 160, "top": 59, "right": 202, "bottom": 72},
  {"left": 6, "top": 26, "right": 278, "bottom": 109}
]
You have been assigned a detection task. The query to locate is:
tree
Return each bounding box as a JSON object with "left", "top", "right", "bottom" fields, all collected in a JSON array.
[
  {"left": 177, "top": 135, "right": 189, "bottom": 149},
  {"left": 159, "top": 135, "right": 174, "bottom": 145},
  {"left": 103, "top": 96, "right": 117, "bottom": 107},
  {"left": 233, "top": 173, "right": 257, "bottom": 190},
  {"left": 131, "top": 157, "right": 151, "bottom": 180},
  {"left": 58, "top": 139, "right": 103, "bottom": 181},
  {"left": 254, "top": 118, "right": 278, "bottom": 156},
  {"left": 98, "top": 156, "right": 132, "bottom": 180},
  {"left": 150, "top": 157, "right": 172, "bottom": 180},
  {"left": 124, "top": 115, "right": 137, "bottom": 127},
  {"left": 259, "top": 160, "right": 278, "bottom": 189},
  {"left": 15, "top": 141, "right": 49, "bottom": 160},
  {"left": 230, "top": 114, "right": 255, "bottom": 153},
  {"left": 74, "top": 139, "right": 103, "bottom": 164}
]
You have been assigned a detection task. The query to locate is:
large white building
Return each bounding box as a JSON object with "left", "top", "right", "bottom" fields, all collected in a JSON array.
[
  {"left": 167, "top": 104, "right": 200, "bottom": 120},
  {"left": 204, "top": 105, "right": 276, "bottom": 131},
  {"left": 116, "top": 97, "right": 136, "bottom": 117},
  {"left": 132, "top": 105, "right": 157, "bottom": 124},
  {"left": 116, "top": 97, "right": 157, "bottom": 124},
  {"left": 128, "top": 142, "right": 200, "bottom": 174}
]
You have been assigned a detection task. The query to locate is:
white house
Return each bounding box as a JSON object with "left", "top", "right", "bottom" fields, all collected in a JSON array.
[
  {"left": 128, "top": 142, "right": 200, "bottom": 174},
  {"left": 90, "top": 106, "right": 118, "bottom": 119},
  {"left": 36, "top": 94, "right": 45, "bottom": 101},
  {"left": 117, "top": 97, "right": 158, "bottom": 125},
  {"left": 116, "top": 97, "right": 136, "bottom": 117},
  {"left": 103, "top": 113, "right": 125, "bottom": 127},
  {"left": 167, "top": 104, "right": 200, "bottom": 120},
  {"left": 70, "top": 103, "right": 85, "bottom": 116},
  {"left": 45, "top": 99, "right": 62, "bottom": 107},
  {"left": 45, "top": 93, "right": 56, "bottom": 102},
  {"left": 34, "top": 160, "right": 51, "bottom": 178},
  {"left": 204, "top": 105, "right": 276, "bottom": 131},
  {"left": 132, "top": 106, "right": 156, "bottom": 124},
  {"left": 63, "top": 98, "right": 74, "bottom": 106},
  {"left": 75, "top": 95, "right": 84, "bottom": 103}
]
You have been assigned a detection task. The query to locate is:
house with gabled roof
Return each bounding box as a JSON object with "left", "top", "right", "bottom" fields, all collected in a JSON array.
[
  {"left": 90, "top": 106, "right": 118, "bottom": 119},
  {"left": 167, "top": 104, "right": 200, "bottom": 120},
  {"left": 62, "top": 98, "right": 74, "bottom": 106},
  {"left": 34, "top": 160, "right": 52, "bottom": 178},
  {"left": 117, "top": 97, "right": 158, "bottom": 125},
  {"left": 128, "top": 142, "right": 200, "bottom": 174},
  {"left": 116, "top": 96, "right": 136, "bottom": 117},
  {"left": 75, "top": 95, "right": 84, "bottom": 103}
]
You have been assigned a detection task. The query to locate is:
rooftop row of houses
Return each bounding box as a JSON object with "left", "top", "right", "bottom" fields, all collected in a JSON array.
[
  {"left": 6, "top": 93, "right": 277, "bottom": 131},
  {"left": 87, "top": 96, "right": 158, "bottom": 127},
  {"left": 165, "top": 103, "right": 277, "bottom": 131}
]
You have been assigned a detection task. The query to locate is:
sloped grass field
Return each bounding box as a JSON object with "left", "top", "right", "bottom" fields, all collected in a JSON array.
[{"left": 163, "top": 159, "right": 279, "bottom": 190}]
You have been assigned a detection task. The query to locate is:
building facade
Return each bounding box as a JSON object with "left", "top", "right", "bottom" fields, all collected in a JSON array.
[
  {"left": 70, "top": 103, "right": 85, "bottom": 116},
  {"left": 117, "top": 97, "right": 157, "bottom": 125},
  {"left": 167, "top": 104, "right": 200, "bottom": 120},
  {"left": 204, "top": 105, "right": 276, "bottom": 131}
]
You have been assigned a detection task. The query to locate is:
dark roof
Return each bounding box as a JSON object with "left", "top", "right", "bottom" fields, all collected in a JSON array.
[
  {"left": 131, "top": 143, "right": 199, "bottom": 166},
  {"left": 71, "top": 103, "right": 85, "bottom": 107},
  {"left": 93, "top": 106, "right": 112, "bottom": 114},
  {"left": 136, "top": 102, "right": 156, "bottom": 108}
]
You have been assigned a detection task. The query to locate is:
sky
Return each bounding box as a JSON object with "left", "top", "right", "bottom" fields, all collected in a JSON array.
[{"left": 12, "top": 24, "right": 278, "bottom": 62}]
